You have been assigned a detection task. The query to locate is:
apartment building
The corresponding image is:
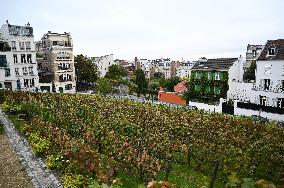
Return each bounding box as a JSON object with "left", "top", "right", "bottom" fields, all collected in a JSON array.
[
  {"left": 91, "top": 54, "right": 115, "bottom": 77},
  {"left": 38, "top": 31, "right": 76, "bottom": 93},
  {"left": 0, "top": 21, "right": 39, "bottom": 91},
  {"left": 176, "top": 61, "right": 195, "bottom": 79}
]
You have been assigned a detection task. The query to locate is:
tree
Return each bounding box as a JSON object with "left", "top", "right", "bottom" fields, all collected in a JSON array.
[
  {"left": 135, "top": 69, "right": 148, "bottom": 97},
  {"left": 75, "top": 54, "right": 99, "bottom": 90},
  {"left": 244, "top": 61, "right": 256, "bottom": 82},
  {"left": 96, "top": 78, "right": 112, "bottom": 96},
  {"left": 105, "top": 64, "right": 128, "bottom": 81},
  {"left": 148, "top": 81, "right": 160, "bottom": 102},
  {"left": 153, "top": 72, "right": 165, "bottom": 80},
  {"left": 163, "top": 76, "right": 180, "bottom": 92}
]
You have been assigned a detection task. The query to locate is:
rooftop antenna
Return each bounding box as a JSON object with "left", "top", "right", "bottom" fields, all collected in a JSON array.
[{"left": 6, "top": 20, "right": 9, "bottom": 24}]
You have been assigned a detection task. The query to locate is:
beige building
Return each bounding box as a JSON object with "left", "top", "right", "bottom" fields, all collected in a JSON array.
[{"left": 37, "top": 31, "right": 76, "bottom": 93}]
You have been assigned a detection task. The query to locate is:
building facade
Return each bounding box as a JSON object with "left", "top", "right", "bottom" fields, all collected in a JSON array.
[
  {"left": 244, "top": 44, "right": 263, "bottom": 69},
  {"left": 228, "top": 40, "right": 284, "bottom": 108},
  {"left": 189, "top": 57, "right": 243, "bottom": 102},
  {"left": 0, "top": 21, "right": 39, "bottom": 91},
  {"left": 176, "top": 61, "right": 195, "bottom": 79},
  {"left": 38, "top": 31, "right": 76, "bottom": 93},
  {"left": 92, "top": 54, "right": 115, "bottom": 77}
]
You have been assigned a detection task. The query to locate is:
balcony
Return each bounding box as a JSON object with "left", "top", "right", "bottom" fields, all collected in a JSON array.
[
  {"left": 20, "top": 47, "right": 25, "bottom": 51},
  {"left": 23, "top": 72, "right": 28, "bottom": 76},
  {"left": 12, "top": 47, "right": 16, "bottom": 51},
  {"left": 252, "top": 83, "right": 284, "bottom": 93},
  {"left": 26, "top": 47, "right": 31, "bottom": 51}
]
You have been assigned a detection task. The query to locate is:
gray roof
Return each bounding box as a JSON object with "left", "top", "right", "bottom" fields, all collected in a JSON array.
[
  {"left": 191, "top": 58, "right": 238, "bottom": 71},
  {"left": 258, "top": 39, "right": 284, "bottom": 60}
]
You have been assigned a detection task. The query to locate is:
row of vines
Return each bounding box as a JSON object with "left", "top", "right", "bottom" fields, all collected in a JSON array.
[{"left": 0, "top": 91, "right": 283, "bottom": 187}]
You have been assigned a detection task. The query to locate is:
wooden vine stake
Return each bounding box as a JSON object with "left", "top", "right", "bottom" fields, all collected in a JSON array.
[{"left": 209, "top": 160, "right": 220, "bottom": 188}]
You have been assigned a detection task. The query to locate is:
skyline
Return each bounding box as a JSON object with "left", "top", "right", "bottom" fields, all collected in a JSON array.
[{"left": 1, "top": 0, "right": 284, "bottom": 61}]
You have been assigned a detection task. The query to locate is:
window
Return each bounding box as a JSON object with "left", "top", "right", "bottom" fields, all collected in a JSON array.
[
  {"left": 24, "top": 79, "right": 29, "bottom": 87},
  {"left": 19, "top": 42, "right": 25, "bottom": 50},
  {"left": 13, "top": 54, "right": 18, "bottom": 63},
  {"left": 277, "top": 98, "right": 284, "bottom": 109},
  {"left": 281, "top": 80, "right": 284, "bottom": 90},
  {"left": 205, "top": 86, "right": 211, "bottom": 93},
  {"left": 22, "top": 67, "right": 28, "bottom": 75},
  {"left": 5, "top": 69, "right": 10, "bottom": 77},
  {"left": 11, "top": 41, "right": 16, "bottom": 50},
  {"left": 195, "top": 72, "right": 201, "bottom": 79},
  {"left": 27, "top": 54, "right": 32, "bottom": 63},
  {"left": 53, "top": 41, "right": 58, "bottom": 45},
  {"left": 264, "top": 79, "right": 271, "bottom": 90},
  {"left": 252, "top": 50, "right": 256, "bottom": 57},
  {"left": 21, "top": 54, "right": 26, "bottom": 63},
  {"left": 207, "top": 72, "right": 211, "bottom": 80},
  {"left": 25, "top": 42, "right": 31, "bottom": 51},
  {"left": 15, "top": 68, "right": 19, "bottom": 76},
  {"left": 28, "top": 67, "right": 33, "bottom": 74},
  {"left": 260, "top": 95, "right": 267, "bottom": 106},
  {"left": 214, "top": 86, "right": 220, "bottom": 94},
  {"left": 194, "top": 85, "right": 201, "bottom": 92},
  {"left": 264, "top": 64, "right": 272, "bottom": 75},
  {"left": 215, "top": 72, "right": 221, "bottom": 80},
  {"left": 268, "top": 48, "right": 275, "bottom": 56},
  {"left": 30, "top": 78, "right": 35, "bottom": 87},
  {"left": 65, "top": 84, "right": 72, "bottom": 90}
]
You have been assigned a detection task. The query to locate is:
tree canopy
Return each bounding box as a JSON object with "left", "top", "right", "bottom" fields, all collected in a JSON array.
[
  {"left": 105, "top": 64, "right": 128, "bottom": 81},
  {"left": 243, "top": 61, "right": 256, "bottom": 82},
  {"left": 75, "top": 54, "right": 99, "bottom": 90},
  {"left": 135, "top": 69, "right": 148, "bottom": 97},
  {"left": 163, "top": 76, "right": 180, "bottom": 92},
  {"left": 96, "top": 78, "right": 112, "bottom": 96}
]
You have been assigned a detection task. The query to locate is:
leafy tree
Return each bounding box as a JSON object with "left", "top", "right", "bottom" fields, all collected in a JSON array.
[
  {"left": 96, "top": 78, "right": 112, "bottom": 96},
  {"left": 75, "top": 54, "right": 99, "bottom": 90},
  {"left": 147, "top": 81, "right": 160, "bottom": 101},
  {"left": 135, "top": 69, "right": 148, "bottom": 97},
  {"left": 105, "top": 64, "right": 128, "bottom": 81},
  {"left": 153, "top": 72, "right": 165, "bottom": 79},
  {"left": 244, "top": 61, "right": 256, "bottom": 82},
  {"left": 163, "top": 76, "right": 180, "bottom": 92}
]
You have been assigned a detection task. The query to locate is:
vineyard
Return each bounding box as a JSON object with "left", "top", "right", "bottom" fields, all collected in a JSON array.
[{"left": 0, "top": 91, "right": 283, "bottom": 187}]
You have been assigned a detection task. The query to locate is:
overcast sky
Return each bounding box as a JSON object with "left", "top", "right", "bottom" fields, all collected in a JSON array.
[{"left": 1, "top": 0, "right": 284, "bottom": 61}]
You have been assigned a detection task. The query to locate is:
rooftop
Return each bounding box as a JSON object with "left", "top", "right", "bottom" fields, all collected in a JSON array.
[
  {"left": 191, "top": 58, "right": 238, "bottom": 71},
  {"left": 257, "top": 39, "right": 284, "bottom": 60}
]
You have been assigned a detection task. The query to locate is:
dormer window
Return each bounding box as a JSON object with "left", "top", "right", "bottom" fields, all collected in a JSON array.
[
  {"left": 252, "top": 50, "right": 256, "bottom": 57},
  {"left": 268, "top": 48, "right": 276, "bottom": 56}
]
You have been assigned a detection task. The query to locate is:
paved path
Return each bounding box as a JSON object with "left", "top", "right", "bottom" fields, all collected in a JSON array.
[{"left": 0, "top": 109, "right": 63, "bottom": 188}]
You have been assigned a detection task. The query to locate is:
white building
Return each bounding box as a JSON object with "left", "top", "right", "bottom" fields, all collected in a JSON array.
[
  {"left": 244, "top": 44, "right": 263, "bottom": 69},
  {"left": 0, "top": 21, "right": 39, "bottom": 91},
  {"left": 152, "top": 58, "right": 172, "bottom": 79},
  {"left": 227, "top": 39, "right": 284, "bottom": 121},
  {"left": 38, "top": 31, "right": 76, "bottom": 93},
  {"left": 92, "top": 54, "right": 115, "bottom": 77},
  {"left": 176, "top": 61, "right": 195, "bottom": 79}
]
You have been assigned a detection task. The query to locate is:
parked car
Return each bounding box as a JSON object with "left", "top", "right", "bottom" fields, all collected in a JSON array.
[
  {"left": 187, "top": 105, "right": 198, "bottom": 110},
  {"left": 251, "top": 115, "right": 268, "bottom": 122}
]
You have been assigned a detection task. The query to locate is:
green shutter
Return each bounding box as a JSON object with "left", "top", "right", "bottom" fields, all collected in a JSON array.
[
  {"left": 205, "top": 86, "right": 210, "bottom": 93},
  {"left": 195, "top": 85, "right": 201, "bottom": 91},
  {"left": 220, "top": 72, "right": 223, "bottom": 80},
  {"left": 214, "top": 86, "right": 220, "bottom": 94}
]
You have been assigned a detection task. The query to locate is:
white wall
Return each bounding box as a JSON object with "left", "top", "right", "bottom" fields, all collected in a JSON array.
[
  {"left": 188, "top": 98, "right": 224, "bottom": 113},
  {"left": 234, "top": 101, "right": 284, "bottom": 121},
  {"left": 93, "top": 54, "right": 115, "bottom": 77}
]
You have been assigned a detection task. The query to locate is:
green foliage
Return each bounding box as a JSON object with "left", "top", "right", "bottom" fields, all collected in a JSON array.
[
  {"left": 96, "top": 78, "right": 113, "bottom": 96},
  {"left": 163, "top": 76, "right": 180, "bottom": 92},
  {"left": 243, "top": 61, "right": 256, "bottom": 82},
  {"left": 153, "top": 72, "right": 165, "bottom": 80},
  {"left": 46, "top": 153, "right": 64, "bottom": 170},
  {"left": 147, "top": 81, "right": 160, "bottom": 101},
  {"left": 75, "top": 54, "right": 99, "bottom": 90},
  {"left": 183, "top": 71, "right": 228, "bottom": 103},
  {"left": 2, "top": 91, "right": 284, "bottom": 187},
  {"left": 105, "top": 64, "right": 128, "bottom": 81},
  {"left": 135, "top": 69, "right": 148, "bottom": 97},
  {"left": 28, "top": 133, "right": 51, "bottom": 156},
  {"left": 63, "top": 174, "right": 85, "bottom": 188}
]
